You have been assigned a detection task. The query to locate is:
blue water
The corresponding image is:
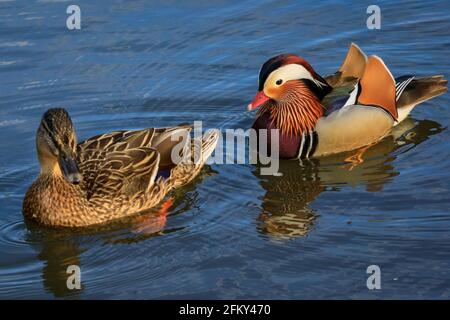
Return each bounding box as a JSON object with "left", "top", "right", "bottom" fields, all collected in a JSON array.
[{"left": 0, "top": 0, "right": 449, "bottom": 299}]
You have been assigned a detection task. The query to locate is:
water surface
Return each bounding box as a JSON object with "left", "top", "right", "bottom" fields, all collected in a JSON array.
[{"left": 0, "top": 0, "right": 449, "bottom": 299}]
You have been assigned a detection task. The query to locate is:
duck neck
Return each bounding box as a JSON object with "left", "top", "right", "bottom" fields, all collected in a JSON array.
[
  {"left": 258, "top": 82, "right": 324, "bottom": 136},
  {"left": 37, "top": 152, "right": 63, "bottom": 179}
]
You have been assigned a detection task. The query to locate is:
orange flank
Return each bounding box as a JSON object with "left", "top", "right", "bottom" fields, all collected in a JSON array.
[
  {"left": 358, "top": 56, "right": 398, "bottom": 120},
  {"left": 338, "top": 43, "right": 367, "bottom": 80}
]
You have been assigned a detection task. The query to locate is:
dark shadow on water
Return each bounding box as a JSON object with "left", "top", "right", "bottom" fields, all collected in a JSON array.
[{"left": 253, "top": 118, "right": 444, "bottom": 240}]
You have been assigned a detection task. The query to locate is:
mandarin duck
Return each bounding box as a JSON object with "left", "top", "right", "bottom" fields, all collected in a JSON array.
[
  {"left": 249, "top": 43, "right": 447, "bottom": 159},
  {"left": 23, "top": 108, "right": 219, "bottom": 227}
]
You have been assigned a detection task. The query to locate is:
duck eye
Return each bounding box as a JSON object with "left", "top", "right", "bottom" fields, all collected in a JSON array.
[{"left": 276, "top": 79, "right": 283, "bottom": 85}]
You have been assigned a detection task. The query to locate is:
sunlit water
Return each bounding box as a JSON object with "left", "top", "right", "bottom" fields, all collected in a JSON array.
[{"left": 0, "top": 0, "right": 449, "bottom": 299}]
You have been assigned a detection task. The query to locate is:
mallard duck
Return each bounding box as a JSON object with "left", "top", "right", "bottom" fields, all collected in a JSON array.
[
  {"left": 23, "top": 108, "right": 219, "bottom": 227},
  {"left": 249, "top": 43, "right": 447, "bottom": 158}
]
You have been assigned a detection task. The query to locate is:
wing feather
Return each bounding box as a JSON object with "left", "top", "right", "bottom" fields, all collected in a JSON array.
[
  {"left": 88, "top": 147, "right": 160, "bottom": 200},
  {"left": 76, "top": 126, "right": 195, "bottom": 201}
]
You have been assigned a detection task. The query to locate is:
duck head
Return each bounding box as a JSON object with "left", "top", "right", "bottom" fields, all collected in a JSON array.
[
  {"left": 36, "top": 108, "right": 82, "bottom": 185},
  {"left": 249, "top": 54, "right": 332, "bottom": 135}
]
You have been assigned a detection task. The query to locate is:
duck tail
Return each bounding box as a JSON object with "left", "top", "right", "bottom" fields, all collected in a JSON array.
[
  {"left": 396, "top": 75, "right": 448, "bottom": 123},
  {"left": 167, "top": 129, "right": 219, "bottom": 189},
  {"left": 195, "top": 129, "right": 220, "bottom": 167}
]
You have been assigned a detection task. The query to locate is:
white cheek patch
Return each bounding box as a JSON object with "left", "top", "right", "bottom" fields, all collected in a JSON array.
[{"left": 265, "top": 64, "right": 327, "bottom": 89}]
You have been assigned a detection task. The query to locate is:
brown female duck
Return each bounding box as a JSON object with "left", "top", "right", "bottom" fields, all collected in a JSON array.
[{"left": 23, "top": 108, "right": 219, "bottom": 227}]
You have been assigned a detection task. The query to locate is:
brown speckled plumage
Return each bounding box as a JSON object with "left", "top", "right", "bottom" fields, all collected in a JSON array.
[{"left": 23, "top": 108, "right": 219, "bottom": 227}]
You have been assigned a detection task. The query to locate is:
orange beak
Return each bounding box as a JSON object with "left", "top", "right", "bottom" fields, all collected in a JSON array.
[{"left": 248, "top": 91, "right": 270, "bottom": 111}]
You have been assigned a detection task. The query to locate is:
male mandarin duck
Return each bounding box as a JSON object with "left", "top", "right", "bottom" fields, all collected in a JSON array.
[
  {"left": 249, "top": 43, "right": 448, "bottom": 159},
  {"left": 23, "top": 108, "right": 219, "bottom": 227}
]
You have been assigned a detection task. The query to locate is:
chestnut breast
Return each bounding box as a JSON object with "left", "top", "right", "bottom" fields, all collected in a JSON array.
[{"left": 252, "top": 112, "right": 301, "bottom": 159}]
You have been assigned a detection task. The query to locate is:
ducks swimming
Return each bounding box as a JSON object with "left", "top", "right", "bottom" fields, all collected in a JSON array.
[
  {"left": 23, "top": 43, "right": 447, "bottom": 228},
  {"left": 249, "top": 43, "right": 447, "bottom": 158},
  {"left": 23, "top": 108, "right": 219, "bottom": 227}
]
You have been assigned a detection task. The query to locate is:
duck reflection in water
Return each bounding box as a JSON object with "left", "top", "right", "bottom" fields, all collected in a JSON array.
[
  {"left": 23, "top": 167, "right": 214, "bottom": 298},
  {"left": 253, "top": 118, "right": 443, "bottom": 240}
]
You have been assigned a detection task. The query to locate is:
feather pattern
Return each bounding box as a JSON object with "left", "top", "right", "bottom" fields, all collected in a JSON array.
[
  {"left": 296, "top": 131, "right": 318, "bottom": 159},
  {"left": 395, "top": 76, "right": 414, "bottom": 101},
  {"left": 251, "top": 43, "right": 447, "bottom": 159},
  {"left": 258, "top": 81, "right": 324, "bottom": 136},
  {"left": 23, "top": 124, "right": 219, "bottom": 227}
]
